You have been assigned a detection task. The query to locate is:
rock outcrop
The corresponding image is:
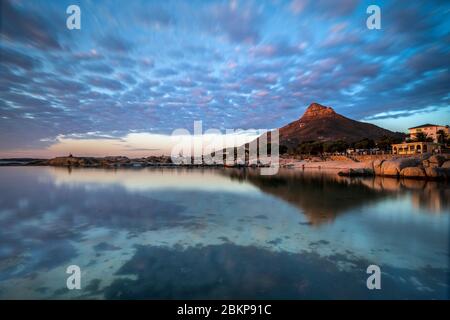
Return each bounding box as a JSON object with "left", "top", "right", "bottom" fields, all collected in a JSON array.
[
  {"left": 41, "top": 156, "right": 173, "bottom": 168},
  {"left": 426, "top": 155, "right": 446, "bottom": 168},
  {"left": 374, "top": 154, "right": 450, "bottom": 180},
  {"left": 424, "top": 167, "right": 446, "bottom": 179},
  {"left": 380, "top": 158, "right": 420, "bottom": 177},
  {"left": 46, "top": 157, "right": 100, "bottom": 167}
]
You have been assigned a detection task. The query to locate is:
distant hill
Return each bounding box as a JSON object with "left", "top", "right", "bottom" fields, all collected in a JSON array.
[
  {"left": 278, "top": 102, "right": 402, "bottom": 149},
  {"left": 218, "top": 102, "right": 402, "bottom": 159}
]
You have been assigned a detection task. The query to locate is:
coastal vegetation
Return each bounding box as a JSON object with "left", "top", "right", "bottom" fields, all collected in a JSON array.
[{"left": 279, "top": 135, "right": 403, "bottom": 156}]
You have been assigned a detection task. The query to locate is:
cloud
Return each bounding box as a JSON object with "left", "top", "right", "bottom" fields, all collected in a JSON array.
[
  {"left": 0, "top": 0, "right": 59, "bottom": 49},
  {"left": 83, "top": 63, "right": 114, "bottom": 74},
  {"left": 0, "top": 0, "right": 449, "bottom": 153},
  {"left": 250, "top": 42, "right": 306, "bottom": 58},
  {"left": 138, "top": 6, "right": 174, "bottom": 28},
  {"left": 85, "top": 76, "right": 125, "bottom": 91},
  {"left": 98, "top": 35, "right": 134, "bottom": 53},
  {"left": 43, "top": 78, "right": 90, "bottom": 95},
  {"left": 205, "top": 1, "right": 261, "bottom": 44},
  {"left": 153, "top": 68, "right": 178, "bottom": 77},
  {"left": 407, "top": 47, "right": 449, "bottom": 74},
  {"left": 73, "top": 50, "right": 104, "bottom": 61},
  {"left": 0, "top": 47, "right": 41, "bottom": 70},
  {"left": 310, "top": 0, "right": 359, "bottom": 18},
  {"left": 290, "top": 0, "right": 307, "bottom": 15}
]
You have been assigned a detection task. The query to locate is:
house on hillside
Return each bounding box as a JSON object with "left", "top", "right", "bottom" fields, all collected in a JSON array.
[
  {"left": 391, "top": 123, "right": 449, "bottom": 155},
  {"left": 408, "top": 124, "right": 449, "bottom": 143}
]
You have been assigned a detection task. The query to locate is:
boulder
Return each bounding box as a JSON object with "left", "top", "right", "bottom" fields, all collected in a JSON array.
[
  {"left": 380, "top": 158, "right": 420, "bottom": 177},
  {"left": 429, "top": 154, "right": 446, "bottom": 167},
  {"left": 425, "top": 167, "right": 446, "bottom": 179},
  {"left": 441, "top": 160, "right": 450, "bottom": 169},
  {"left": 400, "top": 167, "right": 426, "bottom": 179}
]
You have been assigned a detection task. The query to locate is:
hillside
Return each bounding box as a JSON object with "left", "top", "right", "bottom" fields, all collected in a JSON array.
[{"left": 279, "top": 102, "right": 401, "bottom": 148}]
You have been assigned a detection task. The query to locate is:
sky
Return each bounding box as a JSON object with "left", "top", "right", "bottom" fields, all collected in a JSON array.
[{"left": 0, "top": 0, "right": 449, "bottom": 157}]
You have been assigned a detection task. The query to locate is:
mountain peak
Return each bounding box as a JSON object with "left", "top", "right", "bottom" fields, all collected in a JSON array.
[
  {"left": 278, "top": 102, "right": 401, "bottom": 147},
  {"left": 301, "top": 103, "right": 336, "bottom": 120}
]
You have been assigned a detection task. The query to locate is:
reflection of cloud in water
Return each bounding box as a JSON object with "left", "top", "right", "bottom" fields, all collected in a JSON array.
[
  {"left": 0, "top": 167, "right": 448, "bottom": 299},
  {"left": 47, "top": 167, "right": 260, "bottom": 193},
  {"left": 0, "top": 168, "right": 197, "bottom": 283},
  {"left": 103, "top": 243, "right": 448, "bottom": 299}
]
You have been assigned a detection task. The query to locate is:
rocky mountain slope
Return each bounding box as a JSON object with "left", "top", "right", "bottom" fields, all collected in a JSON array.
[{"left": 279, "top": 102, "right": 401, "bottom": 148}]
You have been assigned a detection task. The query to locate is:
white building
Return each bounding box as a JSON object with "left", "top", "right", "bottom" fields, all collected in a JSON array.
[{"left": 408, "top": 124, "right": 449, "bottom": 143}]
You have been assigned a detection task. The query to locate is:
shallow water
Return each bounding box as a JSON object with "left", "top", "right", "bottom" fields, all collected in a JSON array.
[{"left": 0, "top": 166, "right": 448, "bottom": 299}]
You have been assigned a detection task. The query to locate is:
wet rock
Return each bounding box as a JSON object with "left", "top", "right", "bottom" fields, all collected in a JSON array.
[{"left": 400, "top": 167, "right": 426, "bottom": 179}]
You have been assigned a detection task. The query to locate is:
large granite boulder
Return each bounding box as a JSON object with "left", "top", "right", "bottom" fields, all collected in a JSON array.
[
  {"left": 400, "top": 167, "right": 426, "bottom": 179},
  {"left": 380, "top": 158, "right": 420, "bottom": 177},
  {"left": 428, "top": 155, "right": 446, "bottom": 168}
]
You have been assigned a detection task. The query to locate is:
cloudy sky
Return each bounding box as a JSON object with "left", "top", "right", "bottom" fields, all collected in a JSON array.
[{"left": 1, "top": 0, "right": 449, "bottom": 157}]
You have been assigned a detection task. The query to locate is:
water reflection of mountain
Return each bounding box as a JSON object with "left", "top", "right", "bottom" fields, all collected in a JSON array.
[{"left": 227, "top": 169, "right": 449, "bottom": 225}]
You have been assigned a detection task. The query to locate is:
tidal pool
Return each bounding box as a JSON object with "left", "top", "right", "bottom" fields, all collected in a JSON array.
[{"left": 0, "top": 166, "right": 448, "bottom": 299}]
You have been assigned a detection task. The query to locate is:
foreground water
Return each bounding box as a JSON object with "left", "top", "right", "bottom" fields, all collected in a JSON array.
[{"left": 0, "top": 166, "right": 448, "bottom": 299}]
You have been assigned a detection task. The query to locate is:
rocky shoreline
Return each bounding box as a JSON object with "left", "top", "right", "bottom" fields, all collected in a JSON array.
[
  {"left": 279, "top": 153, "right": 450, "bottom": 180},
  {"left": 1, "top": 153, "right": 449, "bottom": 180},
  {"left": 0, "top": 156, "right": 174, "bottom": 168},
  {"left": 338, "top": 154, "right": 449, "bottom": 180}
]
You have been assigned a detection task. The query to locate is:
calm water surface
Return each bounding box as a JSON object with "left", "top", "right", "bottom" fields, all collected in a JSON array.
[{"left": 0, "top": 166, "right": 448, "bottom": 299}]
